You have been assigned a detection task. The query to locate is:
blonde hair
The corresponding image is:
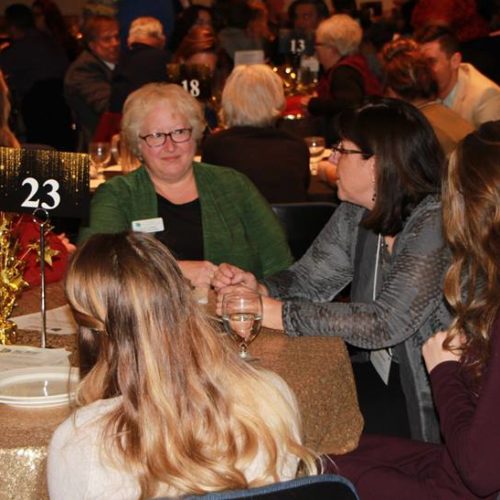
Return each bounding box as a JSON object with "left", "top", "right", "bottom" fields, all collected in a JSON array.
[
  {"left": 221, "top": 64, "right": 285, "bottom": 127},
  {"left": 66, "top": 232, "right": 318, "bottom": 499},
  {"left": 442, "top": 122, "right": 500, "bottom": 386},
  {"left": 127, "top": 16, "right": 165, "bottom": 46},
  {"left": 121, "top": 83, "right": 206, "bottom": 157},
  {"left": 315, "top": 14, "right": 362, "bottom": 56}
]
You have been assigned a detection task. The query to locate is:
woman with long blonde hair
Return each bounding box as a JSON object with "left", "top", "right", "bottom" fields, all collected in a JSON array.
[
  {"left": 47, "top": 232, "right": 317, "bottom": 499},
  {"left": 330, "top": 121, "right": 500, "bottom": 499}
]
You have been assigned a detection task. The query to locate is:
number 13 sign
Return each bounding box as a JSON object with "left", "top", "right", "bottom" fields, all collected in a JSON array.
[{"left": 0, "top": 147, "right": 90, "bottom": 218}]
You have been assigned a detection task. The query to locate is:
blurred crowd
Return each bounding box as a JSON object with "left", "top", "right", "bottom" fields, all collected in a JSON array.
[{"left": 0, "top": 0, "right": 498, "bottom": 154}]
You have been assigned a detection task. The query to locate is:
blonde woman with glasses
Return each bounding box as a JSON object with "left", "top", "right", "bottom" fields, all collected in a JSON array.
[
  {"left": 78, "top": 83, "right": 292, "bottom": 290},
  {"left": 47, "top": 232, "right": 318, "bottom": 499}
]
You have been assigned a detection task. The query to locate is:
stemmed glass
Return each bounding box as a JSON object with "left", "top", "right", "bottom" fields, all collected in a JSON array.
[
  {"left": 222, "top": 291, "right": 263, "bottom": 360},
  {"left": 305, "top": 136, "right": 325, "bottom": 175},
  {"left": 89, "top": 142, "right": 111, "bottom": 180}
]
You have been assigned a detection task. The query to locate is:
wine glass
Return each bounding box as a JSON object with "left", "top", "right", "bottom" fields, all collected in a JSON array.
[
  {"left": 89, "top": 142, "right": 111, "bottom": 180},
  {"left": 222, "top": 291, "right": 263, "bottom": 360},
  {"left": 305, "top": 136, "right": 325, "bottom": 175}
]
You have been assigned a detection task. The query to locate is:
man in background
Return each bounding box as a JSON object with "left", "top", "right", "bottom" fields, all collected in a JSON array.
[
  {"left": 64, "top": 15, "right": 119, "bottom": 150},
  {"left": 109, "top": 16, "right": 170, "bottom": 113},
  {"left": 416, "top": 25, "right": 500, "bottom": 128}
]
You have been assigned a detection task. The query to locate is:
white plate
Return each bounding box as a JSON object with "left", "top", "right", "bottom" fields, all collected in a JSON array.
[{"left": 0, "top": 366, "right": 79, "bottom": 408}]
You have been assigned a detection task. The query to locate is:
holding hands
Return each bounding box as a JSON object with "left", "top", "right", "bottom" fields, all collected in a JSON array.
[
  {"left": 212, "top": 263, "right": 261, "bottom": 293},
  {"left": 211, "top": 264, "right": 284, "bottom": 331},
  {"left": 212, "top": 264, "right": 263, "bottom": 317}
]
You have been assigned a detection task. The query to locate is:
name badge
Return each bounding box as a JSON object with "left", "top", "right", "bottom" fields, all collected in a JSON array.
[{"left": 131, "top": 217, "right": 164, "bottom": 233}]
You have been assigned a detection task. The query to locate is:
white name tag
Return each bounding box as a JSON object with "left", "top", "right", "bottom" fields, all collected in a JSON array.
[
  {"left": 131, "top": 217, "right": 164, "bottom": 233},
  {"left": 370, "top": 348, "right": 392, "bottom": 385}
]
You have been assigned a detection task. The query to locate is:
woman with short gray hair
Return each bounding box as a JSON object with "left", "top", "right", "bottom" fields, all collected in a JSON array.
[
  {"left": 202, "top": 65, "right": 310, "bottom": 203},
  {"left": 306, "top": 14, "right": 382, "bottom": 144}
]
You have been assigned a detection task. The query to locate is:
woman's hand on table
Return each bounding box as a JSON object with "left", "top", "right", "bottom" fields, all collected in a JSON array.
[
  {"left": 178, "top": 260, "right": 218, "bottom": 287},
  {"left": 422, "top": 330, "right": 463, "bottom": 374}
]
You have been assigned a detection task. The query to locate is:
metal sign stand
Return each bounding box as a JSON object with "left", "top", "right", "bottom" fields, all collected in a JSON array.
[{"left": 33, "top": 208, "right": 49, "bottom": 349}]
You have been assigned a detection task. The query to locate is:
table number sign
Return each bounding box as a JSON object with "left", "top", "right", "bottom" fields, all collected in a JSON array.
[
  {"left": 166, "top": 63, "right": 212, "bottom": 101},
  {"left": 278, "top": 30, "right": 314, "bottom": 58},
  {"left": 0, "top": 147, "right": 89, "bottom": 218}
]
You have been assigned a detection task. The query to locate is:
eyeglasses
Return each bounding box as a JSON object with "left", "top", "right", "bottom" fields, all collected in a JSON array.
[
  {"left": 139, "top": 128, "right": 193, "bottom": 147},
  {"left": 331, "top": 143, "right": 370, "bottom": 158}
]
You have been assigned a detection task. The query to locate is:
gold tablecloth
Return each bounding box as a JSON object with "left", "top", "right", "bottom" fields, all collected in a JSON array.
[{"left": 0, "top": 283, "right": 363, "bottom": 500}]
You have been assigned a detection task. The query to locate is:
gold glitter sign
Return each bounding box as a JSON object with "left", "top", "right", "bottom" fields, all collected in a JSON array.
[{"left": 0, "top": 147, "right": 90, "bottom": 218}]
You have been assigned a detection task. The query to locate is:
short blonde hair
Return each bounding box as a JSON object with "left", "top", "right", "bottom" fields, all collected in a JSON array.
[
  {"left": 315, "top": 14, "right": 362, "bottom": 56},
  {"left": 121, "top": 83, "right": 206, "bottom": 157},
  {"left": 221, "top": 64, "right": 285, "bottom": 127},
  {"left": 128, "top": 16, "right": 165, "bottom": 45}
]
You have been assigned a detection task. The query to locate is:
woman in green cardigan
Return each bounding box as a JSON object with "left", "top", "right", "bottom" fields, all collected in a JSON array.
[{"left": 79, "top": 83, "right": 293, "bottom": 287}]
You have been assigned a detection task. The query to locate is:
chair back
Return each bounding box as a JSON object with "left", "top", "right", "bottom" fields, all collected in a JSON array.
[
  {"left": 272, "top": 202, "right": 337, "bottom": 260},
  {"left": 155, "top": 474, "right": 358, "bottom": 499}
]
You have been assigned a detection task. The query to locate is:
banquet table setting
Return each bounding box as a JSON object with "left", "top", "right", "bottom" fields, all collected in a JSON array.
[{"left": 0, "top": 282, "right": 363, "bottom": 500}]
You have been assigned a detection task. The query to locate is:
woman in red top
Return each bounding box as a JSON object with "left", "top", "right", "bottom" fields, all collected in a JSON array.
[
  {"left": 331, "top": 121, "right": 500, "bottom": 499},
  {"left": 306, "top": 14, "right": 381, "bottom": 145}
]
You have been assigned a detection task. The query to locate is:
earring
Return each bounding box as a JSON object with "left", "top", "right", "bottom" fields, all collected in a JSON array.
[{"left": 372, "top": 191, "right": 377, "bottom": 202}]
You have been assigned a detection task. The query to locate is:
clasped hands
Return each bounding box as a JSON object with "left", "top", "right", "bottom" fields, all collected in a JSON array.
[
  {"left": 179, "top": 260, "right": 466, "bottom": 364},
  {"left": 179, "top": 261, "right": 283, "bottom": 330}
]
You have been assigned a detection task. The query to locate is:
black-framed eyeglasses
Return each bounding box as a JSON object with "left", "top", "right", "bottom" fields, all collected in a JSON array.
[
  {"left": 331, "top": 143, "right": 370, "bottom": 158},
  {"left": 139, "top": 128, "right": 193, "bottom": 147}
]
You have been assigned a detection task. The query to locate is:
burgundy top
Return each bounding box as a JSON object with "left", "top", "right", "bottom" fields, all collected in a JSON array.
[
  {"left": 308, "top": 53, "right": 382, "bottom": 126},
  {"left": 332, "top": 315, "right": 500, "bottom": 499},
  {"left": 316, "top": 54, "right": 382, "bottom": 101}
]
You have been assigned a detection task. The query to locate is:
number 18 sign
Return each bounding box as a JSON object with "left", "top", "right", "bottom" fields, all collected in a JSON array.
[{"left": 0, "top": 147, "right": 90, "bottom": 218}]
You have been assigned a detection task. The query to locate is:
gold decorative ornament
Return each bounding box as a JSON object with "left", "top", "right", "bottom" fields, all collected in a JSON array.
[
  {"left": 0, "top": 213, "right": 60, "bottom": 345},
  {"left": 0, "top": 213, "right": 28, "bottom": 344}
]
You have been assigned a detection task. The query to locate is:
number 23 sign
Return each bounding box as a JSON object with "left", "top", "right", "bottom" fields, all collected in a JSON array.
[{"left": 0, "top": 147, "right": 90, "bottom": 218}]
